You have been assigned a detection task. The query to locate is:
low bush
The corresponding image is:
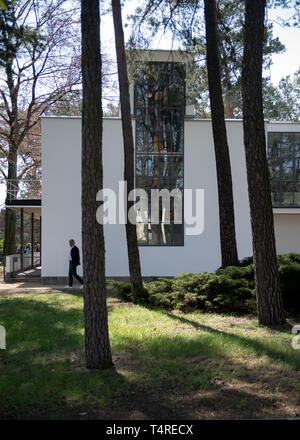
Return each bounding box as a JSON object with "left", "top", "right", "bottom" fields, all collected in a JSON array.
[
  {"left": 107, "top": 280, "right": 149, "bottom": 304},
  {"left": 278, "top": 262, "right": 300, "bottom": 311},
  {"left": 110, "top": 252, "right": 300, "bottom": 315},
  {"left": 0, "top": 238, "right": 3, "bottom": 264},
  {"left": 108, "top": 280, "right": 132, "bottom": 302}
]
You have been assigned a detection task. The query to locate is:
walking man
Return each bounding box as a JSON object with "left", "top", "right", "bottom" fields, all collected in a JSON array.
[{"left": 65, "top": 239, "right": 84, "bottom": 289}]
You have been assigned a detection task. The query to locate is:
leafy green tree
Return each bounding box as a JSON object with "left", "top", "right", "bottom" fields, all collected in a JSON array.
[
  {"left": 268, "top": 0, "right": 300, "bottom": 27},
  {"left": 197, "top": 71, "right": 300, "bottom": 121},
  {"left": 128, "top": 0, "right": 285, "bottom": 118},
  {"left": 276, "top": 72, "right": 300, "bottom": 120}
]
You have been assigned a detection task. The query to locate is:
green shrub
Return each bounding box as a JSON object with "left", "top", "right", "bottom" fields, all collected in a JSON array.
[
  {"left": 147, "top": 291, "right": 178, "bottom": 309},
  {"left": 111, "top": 273, "right": 255, "bottom": 314},
  {"left": 146, "top": 278, "right": 173, "bottom": 295},
  {"left": 216, "top": 265, "right": 255, "bottom": 286},
  {"left": 136, "top": 286, "right": 150, "bottom": 305},
  {"left": 238, "top": 256, "right": 254, "bottom": 267},
  {"left": 107, "top": 280, "right": 149, "bottom": 305},
  {"left": 108, "top": 281, "right": 132, "bottom": 302},
  {"left": 110, "top": 252, "right": 300, "bottom": 315},
  {"left": 278, "top": 263, "right": 300, "bottom": 312},
  {"left": 218, "top": 255, "right": 300, "bottom": 314},
  {"left": 0, "top": 238, "right": 3, "bottom": 264}
]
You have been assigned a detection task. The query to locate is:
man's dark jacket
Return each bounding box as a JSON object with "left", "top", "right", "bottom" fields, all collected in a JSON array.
[{"left": 71, "top": 246, "right": 80, "bottom": 266}]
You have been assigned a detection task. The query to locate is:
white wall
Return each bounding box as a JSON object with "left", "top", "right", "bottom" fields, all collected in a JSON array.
[
  {"left": 41, "top": 117, "right": 129, "bottom": 278},
  {"left": 42, "top": 117, "right": 83, "bottom": 278},
  {"left": 274, "top": 214, "right": 300, "bottom": 254},
  {"left": 41, "top": 117, "right": 300, "bottom": 279}
]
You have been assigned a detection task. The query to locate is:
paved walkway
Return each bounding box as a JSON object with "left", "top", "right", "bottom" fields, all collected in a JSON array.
[
  {"left": 13, "top": 266, "right": 41, "bottom": 279},
  {"left": 0, "top": 280, "right": 79, "bottom": 294}
]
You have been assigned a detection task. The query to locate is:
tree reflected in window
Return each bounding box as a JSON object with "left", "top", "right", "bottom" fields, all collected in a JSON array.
[
  {"left": 268, "top": 132, "right": 300, "bottom": 207},
  {"left": 135, "top": 62, "right": 185, "bottom": 245}
]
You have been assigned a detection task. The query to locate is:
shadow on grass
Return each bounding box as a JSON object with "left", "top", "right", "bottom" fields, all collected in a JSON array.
[
  {"left": 0, "top": 296, "right": 197, "bottom": 418},
  {"left": 51, "top": 285, "right": 117, "bottom": 300},
  {"left": 157, "top": 310, "right": 299, "bottom": 369},
  {"left": 0, "top": 296, "right": 131, "bottom": 418},
  {"left": 0, "top": 295, "right": 298, "bottom": 419}
]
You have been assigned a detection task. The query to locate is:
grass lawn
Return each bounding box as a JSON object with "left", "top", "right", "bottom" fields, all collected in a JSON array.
[{"left": 0, "top": 288, "right": 299, "bottom": 419}]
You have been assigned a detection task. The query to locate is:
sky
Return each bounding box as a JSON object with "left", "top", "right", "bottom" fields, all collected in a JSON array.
[
  {"left": 1, "top": 2, "right": 299, "bottom": 206},
  {"left": 267, "top": 8, "right": 300, "bottom": 84}
]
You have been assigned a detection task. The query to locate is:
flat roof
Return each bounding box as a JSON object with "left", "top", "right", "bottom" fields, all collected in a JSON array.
[
  {"left": 40, "top": 115, "right": 300, "bottom": 125},
  {"left": 6, "top": 199, "right": 41, "bottom": 207},
  {"left": 40, "top": 115, "right": 121, "bottom": 120}
]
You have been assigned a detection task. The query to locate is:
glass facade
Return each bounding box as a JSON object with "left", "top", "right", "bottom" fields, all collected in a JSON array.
[
  {"left": 135, "top": 62, "right": 185, "bottom": 245},
  {"left": 268, "top": 132, "right": 300, "bottom": 207}
]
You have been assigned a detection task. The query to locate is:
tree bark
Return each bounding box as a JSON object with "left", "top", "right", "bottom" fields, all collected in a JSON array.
[
  {"left": 4, "top": 146, "right": 18, "bottom": 255},
  {"left": 112, "top": 0, "right": 143, "bottom": 303},
  {"left": 242, "top": 0, "right": 285, "bottom": 325},
  {"left": 3, "top": 54, "right": 19, "bottom": 255},
  {"left": 81, "top": 0, "right": 113, "bottom": 368},
  {"left": 204, "top": 0, "right": 239, "bottom": 267},
  {"left": 3, "top": 208, "right": 16, "bottom": 255}
]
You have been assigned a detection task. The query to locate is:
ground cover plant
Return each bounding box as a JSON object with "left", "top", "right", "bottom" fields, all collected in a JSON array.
[{"left": 110, "top": 253, "right": 300, "bottom": 315}]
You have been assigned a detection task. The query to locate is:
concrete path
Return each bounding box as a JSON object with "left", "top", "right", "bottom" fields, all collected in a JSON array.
[
  {"left": 0, "top": 280, "right": 81, "bottom": 294},
  {"left": 14, "top": 266, "right": 41, "bottom": 279}
]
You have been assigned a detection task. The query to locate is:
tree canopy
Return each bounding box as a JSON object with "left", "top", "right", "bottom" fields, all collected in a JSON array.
[{"left": 127, "top": 0, "right": 299, "bottom": 120}]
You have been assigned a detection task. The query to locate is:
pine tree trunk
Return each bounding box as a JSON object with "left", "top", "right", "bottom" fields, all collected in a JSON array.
[
  {"left": 81, "top": 0, "right": 113, "bottom": 368},
  {"left": 204, "top": 0, "right": 239, "bottom": 267},
  {"left": 4, "top": 147, "right": 17, "bottom": 255},
  {"left": 242, "top": 0, "right": 285, "bottom": 325},
  {"left": 112, "top": 0, "right": 143, "bottom": 303}
]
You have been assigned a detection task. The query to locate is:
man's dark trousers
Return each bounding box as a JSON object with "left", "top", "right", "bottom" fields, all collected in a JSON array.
[{"left": 69, "top": 262, "right": 83, "bottom": 287}]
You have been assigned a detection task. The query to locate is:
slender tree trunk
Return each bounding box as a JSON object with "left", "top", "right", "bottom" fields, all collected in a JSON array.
[
  {"left": 224, "top": 90, "right": 234, "bottom": 119},
  {"left": 3, "top": 209, "right": 16, "bottom": 255},
  {"left": 112, "top": 0, "right": 143, "bottom": 303},
  {"left": 3, "top": 50, "right": 20, "bottom": 255},
  {"left": 4, "top": 146, "right": 18, "bottom": 255},
  {"left": 204, "top": 0, "right": 239, "bottom": 267},
  {"left": 81, "top": 0, "right": 113, "bottom": 368},
  {"left": 242, "top": 0, "right": 285, "bottom": 325}
]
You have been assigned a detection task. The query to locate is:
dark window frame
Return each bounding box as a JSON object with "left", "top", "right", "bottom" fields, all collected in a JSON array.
[{"left": 268, "top": 132, "right": 300, "bottom": 208}]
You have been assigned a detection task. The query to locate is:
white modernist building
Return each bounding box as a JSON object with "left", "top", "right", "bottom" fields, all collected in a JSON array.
[{"left": 39, "top": 51, "right": 300, "bottom": 283}]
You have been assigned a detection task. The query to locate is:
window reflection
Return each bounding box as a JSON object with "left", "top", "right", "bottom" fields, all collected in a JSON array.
[
  {"left": 135, "top": 62, "right": 185, "bottom": 245},
  {"left": 268, "top": 132, "right": 300, "bottom": 207}
]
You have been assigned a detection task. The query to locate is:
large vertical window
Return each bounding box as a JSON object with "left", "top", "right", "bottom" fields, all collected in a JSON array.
[
  {"left": 135, "top": 62, "right": 185, "bottom": 246},
  {"left": 268, "top": 132, "right": 300, "bottom": 207}
]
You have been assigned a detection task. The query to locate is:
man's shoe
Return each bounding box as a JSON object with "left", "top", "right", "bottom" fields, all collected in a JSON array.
[
  {"left": 80, "top": 285, "right": 84, "bottom": 289},
  {"left": 64, "top": 285, "right": 72, "bottom": 289}
]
